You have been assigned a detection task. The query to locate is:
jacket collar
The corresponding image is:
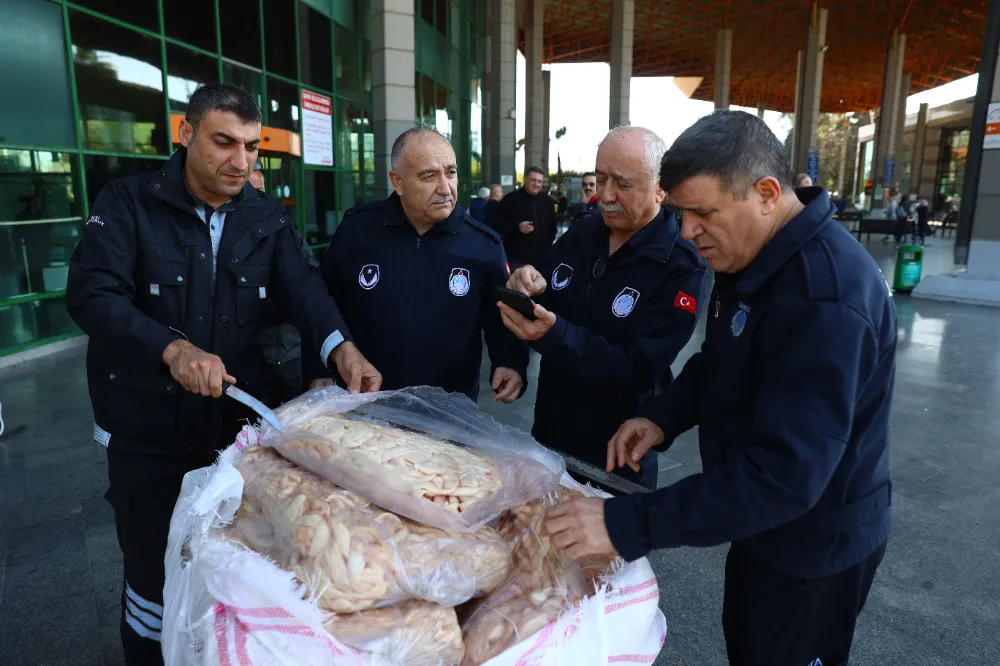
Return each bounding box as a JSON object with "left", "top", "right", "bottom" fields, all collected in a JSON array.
[
  {"left": 733, "top": 187, "right": 835, "bottom": 294},
  {"left": 149, "top": 148, "right": 261, "bottom": 212},
  {"left": 583, "top": 206, "right": 680, "bottom": 265},
  {"left": 383, "top": 192, "right": 466, "bottom": 234}
]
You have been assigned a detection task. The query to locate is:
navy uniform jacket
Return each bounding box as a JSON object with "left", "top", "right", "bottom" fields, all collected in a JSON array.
[
  {"left": 605, "top": 188, "right": 896, "bottom": 579},
  {"left": 304, "top": 194, "right": 528, "bottom": 400},
  {"left": 531, "top": 209, "right": 706, "bottom": 470},
  {"left": 66, "top": 149, "right": 348, "bottom": 453}
]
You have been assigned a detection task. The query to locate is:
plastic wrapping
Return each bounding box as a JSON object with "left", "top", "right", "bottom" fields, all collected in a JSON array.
[
  {"left": 236, "top": 447, "right": 511, "bottom": 613},
  {"left": 459, "top": 484, "right": 618, "bottom": 665},
  {"left": 324, "top": 600, "right": 465, "bottom": 666},
  {"left": 263, "top": 386, "right": 565, "bottom": 533}
]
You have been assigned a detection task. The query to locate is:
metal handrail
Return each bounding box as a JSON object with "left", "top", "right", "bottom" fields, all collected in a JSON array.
[{"left": 0, "top": 217, "right": 83, "bottom": 227}]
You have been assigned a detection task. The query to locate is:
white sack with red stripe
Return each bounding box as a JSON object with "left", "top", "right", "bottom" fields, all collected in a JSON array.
[{"left": 163, "top": 431, "right": 666, "bottom": 666}]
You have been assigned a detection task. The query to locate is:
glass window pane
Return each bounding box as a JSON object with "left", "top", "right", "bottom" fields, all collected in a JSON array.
[
  {"left": 71, "top": 11, "right": 167, "bottom": 154},
  {"left": 263, "top": 0, "right": 297, "bottom": 80},
  {"left": 362, "top": 39, "right": 371, "bottom": 98},
  {"left": 259, "top": 156, "right": 297, "bottom": 221},
  {"left": 299, "top": 5, "right": 333, "bottom": 91},
  {"left": 220, "top": 0, "right": 263, "bottom": 67},
  {"left": 223, "top": 61, "right": 264, "bottom": 109},
  {"left": 0, "top": 149, "right": 81, "bottom": 300},
  {"left": 167, "top": 44, "right": 219, "bottom": 114},
  {"left": 303, "top": 169, "right": 337, "bottom": 246},
  {"left": 72, "top": 0, "right": 159, "bottom": 33},
  {"left": 0, "top": 0, "right": 76, "bottom": 149},
  {"left": 84, "top": 155, "right": 167, "bottom": 209},
  {"left": 434, "top": 0, "right": 447, "bottom": 36},
  {"left": 336, "top": 100, "right": 362, "bottom": 172},
  {"left": 164, "top": 0, "right": 218, "bottom": 52},
  {"left": 0, "top": 300, "right": 80, "bottom": 351},
  {"left": 267, "top": 77, "right": 300, "bottom": 132},
  {"left": 334, "top": 24, "right": 359, "bottom": 99}
]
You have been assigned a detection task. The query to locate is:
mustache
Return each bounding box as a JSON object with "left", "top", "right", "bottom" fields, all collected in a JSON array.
[
  {"left": 599, "top": 202, "right": 624, "bottom": 213},
  {"left": 431, "top": 195, "right": 455, "bottom": 205}
]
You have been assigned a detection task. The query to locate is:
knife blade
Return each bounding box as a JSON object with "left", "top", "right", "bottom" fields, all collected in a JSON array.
[
  {"left": 558, "top": 452, "right": 651, "bottom": 496},
  {"left": 223, "top": 383, "right": 283, "bottom": 432}
]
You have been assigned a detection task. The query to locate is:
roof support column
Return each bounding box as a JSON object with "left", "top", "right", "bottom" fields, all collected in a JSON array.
[
  {"left": 895, "top": 73, "right": 912, "bottom": 192},
  {"left": 913, "top": 0, "right": 1000, "bottom": 302},
  {"left": 371, "top": 0, "right": 415, "bottom": 199},
  {"left": 541, "top": 69, "right": 551, "bottom": 176},
  {"left": 870, "top": 31, "right": 906, "bottom": 211},
  {"left": 791, "top": 3, "right": 827, "bottom": 181},
  {"left": 757, "top": 102, "right": 766, "bottom": 119},
  {"left": 609, "top": 0, "right": 634, "bottom": 127},
  {"left": 910, "top": 102, "right": 929, "bottom": 197},
  {"left": 714, "top": 29, "right": 732, "bottom": 110},
  {"left": 524, "top": 0, "right": 544, "bottom": 169},
  {"left": 487, "top": 0, "right": 516, "bottom": 193}
]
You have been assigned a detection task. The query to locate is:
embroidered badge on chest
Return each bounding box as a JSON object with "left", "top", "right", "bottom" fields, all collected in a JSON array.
[
  {"left": 449, "top": 267, "right": 471, "bottom": 296},
  {"left": 551, "top": 263, "right": 574, "bottom": 290},
  {"left": 359, "top": 264, "right": 380, "bottom": 290},
  {"left": 612, "top": 288, "right": 640, "bottom": 318},
  {"left": 731, "top": 303, "right": 751, "bottom": 337}
]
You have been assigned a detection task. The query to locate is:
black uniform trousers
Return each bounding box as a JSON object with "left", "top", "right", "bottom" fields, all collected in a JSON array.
[
  {"left": 105, "top": 443, "right": 216, "bottom": 665},
  {"left": 722, "top": 540, "right": 887, "bottom": 666}
]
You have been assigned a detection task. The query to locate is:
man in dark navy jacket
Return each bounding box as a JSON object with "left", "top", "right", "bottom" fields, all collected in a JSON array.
[
  {"left": 545, "top": 111, "right": 896, "bottom": 666},
  {"left": 498, "top": 126, "right": 706, "bottom": 489},
  {"left": 66, "top": 85, "right": 380, "bottom": 665},
  {"left": 305, "top": 127, "right": 528, "bottom": 402}
]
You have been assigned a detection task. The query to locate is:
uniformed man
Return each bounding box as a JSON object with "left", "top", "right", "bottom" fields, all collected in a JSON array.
[
  {"left": 66, "top": 84, "right": 380, "bottom": 665},
  {"left": 570, "top": 171, "right": 599, "bottom": 219},
  {"left": 304, "top": 127, "right": 528, "bottom": 402},
  {"left": 498, "top": 126, "right": 706, "bottom": 488},
  {"left": 545, "top": 111, "right": 896, "bottom": 666}
]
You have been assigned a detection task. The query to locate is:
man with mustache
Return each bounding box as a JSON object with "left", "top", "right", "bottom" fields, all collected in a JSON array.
[
  {"left": 66, "top": 84, "right": 380, "bottom": 665},
  {"left": 498, "top": 126, "right": 706, "bottom": 488},
  {"left": 305, "top": 127, "right": 528, "bottom": 403}
]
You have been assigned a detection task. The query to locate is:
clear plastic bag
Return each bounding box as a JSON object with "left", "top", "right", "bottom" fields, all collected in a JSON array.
[
  {"left": 263, "top": 386, "right": 565, "bottom": 533},
  {"left": 324, "top": 600, "right": 465, "bottom": 666},
  {"left": 459, "top": 483, "right": 620, "bottom": 666},
  {"left": 235, "top": 447, "right": 511, "bottom": 613}
]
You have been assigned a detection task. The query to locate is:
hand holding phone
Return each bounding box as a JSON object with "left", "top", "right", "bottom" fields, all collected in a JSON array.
[{"left": 496, "top": 287, "right": 538, "bottom": 321}]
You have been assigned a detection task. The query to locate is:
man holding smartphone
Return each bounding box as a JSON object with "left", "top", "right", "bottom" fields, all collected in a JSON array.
[
  {"left": 305, "top": 127, "right": 528, "bottom": 403},
  {"left": 498, "top": 126, "right": 706, "bottom": 488},
  {"left": 494, "top": 166, "right": 557, "bottom": 268}
]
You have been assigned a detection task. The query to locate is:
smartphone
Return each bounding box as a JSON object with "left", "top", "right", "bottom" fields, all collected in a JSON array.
[{"left": 496, "top": 286, "right": 538, "bottom": 321}]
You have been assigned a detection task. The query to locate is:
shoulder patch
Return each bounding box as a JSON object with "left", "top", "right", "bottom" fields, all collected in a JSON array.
[
  {"left": 342, "top": 199, "right": 382, "bottom": 219},
  {"left": 799, "top": 240, "right": 841, "bottom": 302},
  {"left": 465, "top": 214, "right": 502, "bottom": 243},
  {"left": 675, "top": 236, "right": 705, "bottom": 267}
]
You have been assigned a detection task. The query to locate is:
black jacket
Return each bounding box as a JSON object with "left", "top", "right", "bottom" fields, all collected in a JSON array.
[
  {"left": 258, "top": 232, "right": 321, "bottom": 365},
  {"left": 605, "top": 188, "right": 896, "bottom": 578},
  {"left": 66, "top": 149, "right": 348, "bottom": 453},
  {"left": 304, "top": 194, "right": 528, "bottom": 400},
  {"left": 530, "top": 209, "right": 706, "bottom": 469},
  {"left": 493, "top": 188, "right": 557, "bottom": 268}
]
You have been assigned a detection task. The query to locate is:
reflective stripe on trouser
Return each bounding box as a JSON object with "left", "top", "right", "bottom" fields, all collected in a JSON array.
[{"left": 124, "top": 582, "right": 162, "bottom": 641}]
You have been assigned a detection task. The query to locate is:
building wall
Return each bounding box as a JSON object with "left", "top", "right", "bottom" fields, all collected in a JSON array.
[{"left": 0, "top": 0, "right": 486, "bottom": 357}]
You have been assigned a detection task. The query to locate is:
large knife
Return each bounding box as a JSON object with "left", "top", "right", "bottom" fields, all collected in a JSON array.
[
  {"left": 557, "top": 452, "right": 651, "bottom": 496},
  {"left": 223, "top": 383, "right": 283, "bottom": 432}
]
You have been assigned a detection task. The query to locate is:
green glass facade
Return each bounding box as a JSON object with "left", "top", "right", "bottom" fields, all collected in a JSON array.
[{"left": 0, "top": 0, "right": 486, "bottom": 357}]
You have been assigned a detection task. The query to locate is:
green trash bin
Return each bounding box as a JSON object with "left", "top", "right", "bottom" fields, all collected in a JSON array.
[{"left": 893, "top": 244, "right": 924, "bottom": 292}]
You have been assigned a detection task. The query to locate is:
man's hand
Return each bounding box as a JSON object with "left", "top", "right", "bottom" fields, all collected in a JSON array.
[
  {"left": 518, "top": 220, "right": 535, "bottom": 235},
  {"left": 607, "top": 417, "right": 665, "bottom": 473},
  {"left": 543, "top": 498, "right": 618, "bottom": 560},
  {"left": 329, "top": 341, "right": 382, "bottom": 394},
  {"left": 507, "top": 265, "right": 547, "bottom": 296},
  {"left": 491, "top": 367, "right": 523, "bottom": 403},
  {"left": 309, "top": 378, "right": 335, "bottom": 389},
  {"left": 498, "top": 301, "right": 557, "bottom": 341},
  {"left": 162, "top": 339, "right": 236, "bottom": 398}
]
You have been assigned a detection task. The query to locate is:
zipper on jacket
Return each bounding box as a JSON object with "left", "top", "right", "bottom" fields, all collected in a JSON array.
[{"left": 402, "top": 233, "right": 422, "bottom": 378}]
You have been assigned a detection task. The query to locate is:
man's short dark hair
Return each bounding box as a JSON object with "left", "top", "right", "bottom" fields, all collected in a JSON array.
[
  {"left": 582, "top": 172, "right": 596, "bottom": 180},
  {"left": 391, "top": 126, "right": 448, "bottom": 173},
  {"left": 526, "top": 166, "right": 545, "bottom": 178},
  {"left": 659, "top": 110, "right": 792, "bottom": 200},
  {"left": 186, "top": 84, "right": 262, "bottom": 131}
]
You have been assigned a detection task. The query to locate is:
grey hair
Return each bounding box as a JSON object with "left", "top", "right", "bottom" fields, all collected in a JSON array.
[
  {"left": 599, "top": 125, "right": 667, "bottom": 182},
  {"left": 390, "top": 126, "right": 449, "bottom": 175},
  {"left": 659, "top": 110, "right": 792, "bottom": 200}
]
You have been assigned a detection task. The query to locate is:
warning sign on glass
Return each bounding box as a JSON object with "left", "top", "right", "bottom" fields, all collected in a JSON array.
[
  {"left": 302, "top": 90, "right": 334, "bottom": 166},
  {"left": 984, "top": 103, "right": 1000, "bottom": 150}
]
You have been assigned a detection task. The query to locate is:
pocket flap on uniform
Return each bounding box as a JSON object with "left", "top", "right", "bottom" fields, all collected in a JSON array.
[
  {"left": 236, "top": 264, "right": 270, "bottom": 287},
  {"left": 142, "top": 260, "right": 189, "bottom": 285}
]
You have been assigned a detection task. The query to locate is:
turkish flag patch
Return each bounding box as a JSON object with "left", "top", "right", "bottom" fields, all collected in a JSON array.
[
  {"left": 674, "top": 291, "right": 697, "bottom": 313},
  {"left": 505, "top": 262, "right": 511, "bottom": 276}
]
